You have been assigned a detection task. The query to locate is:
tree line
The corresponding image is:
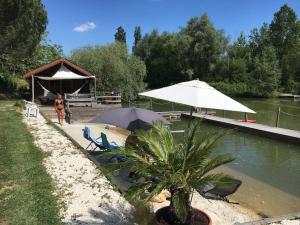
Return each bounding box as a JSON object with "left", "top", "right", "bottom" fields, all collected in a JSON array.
[
  {"left": 129, "top": 4, "right": 300, "bottom": 96},
  {"left": 1, "top": 2, "right": 299, "bottom": 100}
]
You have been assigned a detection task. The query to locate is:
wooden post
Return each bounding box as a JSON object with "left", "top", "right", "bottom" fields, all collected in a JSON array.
[
  {"left": 31, "top": 75, "right": 35, "bottom": 103},
  {"left": 94, "top": 77, "right": 96, "bottom": 97},
  {"left": 276, "top": 107, "right": 281, "bottom": 127},
  {"left": 244, "top": 113, "right": 248, "bottom": 122},
  {"left": 59, "top": 80, "right": 62, "bottom": 94},
  {"left": 188, "top": 106, "right": 193, "bottom": 127}
]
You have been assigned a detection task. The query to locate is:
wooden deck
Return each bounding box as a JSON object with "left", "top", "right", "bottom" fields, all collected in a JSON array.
[
  {"left": 182, "top": 113, "right": 300, "bottom": 144},
  {"left": 157, "top": 111, "right": 189, "bottom": 120}
]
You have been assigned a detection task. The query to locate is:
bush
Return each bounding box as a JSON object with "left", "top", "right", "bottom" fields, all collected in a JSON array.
[
  {"left": 210, "top": 81, "right": 249, "bottom": 96},
  {"left": 14, "top": 99, "right": 25, "bottom": 110}
]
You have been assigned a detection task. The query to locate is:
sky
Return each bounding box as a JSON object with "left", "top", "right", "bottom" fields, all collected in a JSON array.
[{"left": 42, "top": 0, "right": 300, "bottom": 55}]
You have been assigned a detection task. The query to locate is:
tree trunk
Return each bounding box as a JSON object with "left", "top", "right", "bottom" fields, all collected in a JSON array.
[{"left": 170, "top": 190, "right": 193, "bottom": 225}]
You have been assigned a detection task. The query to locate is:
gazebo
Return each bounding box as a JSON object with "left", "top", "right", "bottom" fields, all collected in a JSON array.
[{"left": 23, "top": 58, "right": 96, "bottom": 103}]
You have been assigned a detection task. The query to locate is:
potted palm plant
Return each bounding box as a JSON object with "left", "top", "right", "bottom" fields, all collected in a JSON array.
[{"left": 106, "top": 122, "right": 235, "bottom": 225}]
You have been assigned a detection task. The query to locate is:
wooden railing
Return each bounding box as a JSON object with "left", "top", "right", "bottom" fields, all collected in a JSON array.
[{"left": 64, "top": 92, "right": 121, "bottom": 107}]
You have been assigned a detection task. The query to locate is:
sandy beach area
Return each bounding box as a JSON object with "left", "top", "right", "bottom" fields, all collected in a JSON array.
[
  {"left": 23, "top": 112, "right": 300, "bottom": 225},
  {"left": 51, "top": 118, "right": 260, "bottom": 224},
  {"left": 23, "top": 114, "right": 132, "bottom": 225}
]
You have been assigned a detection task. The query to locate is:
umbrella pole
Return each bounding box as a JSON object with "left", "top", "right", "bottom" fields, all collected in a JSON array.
[{"left": 188, "top": 106, "right": 193, "bottom": 127}]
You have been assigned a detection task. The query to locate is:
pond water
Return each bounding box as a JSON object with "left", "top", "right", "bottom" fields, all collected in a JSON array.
[{"left": 125, "top": 98, "right": 300, "bottom": 216}]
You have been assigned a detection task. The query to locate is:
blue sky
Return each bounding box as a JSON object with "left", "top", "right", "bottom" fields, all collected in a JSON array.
[{"left": 42, "top": 0, "right": 300, "bottom": 55}]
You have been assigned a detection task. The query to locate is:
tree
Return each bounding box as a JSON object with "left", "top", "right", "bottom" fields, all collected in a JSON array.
[
  {"left": 71, "top": 42, "right": 146, "bottom": 100},
  {"left": 132, "top": 26, "right": 142, "bottom": 53},
  {"left": 281, "top": 36, "right": 300, "bottom": 93},
  {"left": 249, "top": 23, "right": 270, "bottom": 57},
  {"left": 133, "top": 29, "right": 159, "bottom": 60},
  {"left": 32, "top": 33, "right": 63, "bottom": 67},
  {"left": 0, "top": 33, "right": 63, "bottom": 94},
  {"left": 180, "top": 14, "right": 228, "bottom": 81},
  {"left": 106, "top": 122, "right": 235, "bottom": 224},
  {"left": 114, "top": 26, "right": 126, "bottom": 43},
  {"left": 269, "top": 4, "right": 299, "bottom": 60},
  {"left": 249, "top": 45, "right": 281, "bottom": 96},
  {"left": 269, "top": 4, "right": 300, "bottom": 90},
  {"left": 145, "top": 33, "right": 192, "bottom": 88},
  {"left": 0, "top": 0, "right": 47, "bottom": 59},
  {"left": 0, "top": 0, "right": 47, "bottom": 94}
]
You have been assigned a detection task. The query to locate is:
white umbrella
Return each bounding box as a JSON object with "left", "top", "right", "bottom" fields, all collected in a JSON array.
[{"left": 139, "top": 80, "right": 255, "bottom": 114}]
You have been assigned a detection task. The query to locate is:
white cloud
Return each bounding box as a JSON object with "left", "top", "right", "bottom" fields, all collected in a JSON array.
[{"left": 73, "top": 22, "right": 96, "bottom": 32}]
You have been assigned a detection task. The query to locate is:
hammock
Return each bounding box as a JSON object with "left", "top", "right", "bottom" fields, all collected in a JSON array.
[{"left": 37, "top": 81, "right": 88, "bottom": 100}]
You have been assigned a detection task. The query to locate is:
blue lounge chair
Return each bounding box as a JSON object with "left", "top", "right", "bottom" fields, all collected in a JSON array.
[
  {"left": 100, "top": 132, "right": 119, "bottom": 150},
  {"left": 82, "top": 127, "right": 120, "bottom": 151},
  {"left": 82, "top": 127, "right": 104, "bottom": 151}
]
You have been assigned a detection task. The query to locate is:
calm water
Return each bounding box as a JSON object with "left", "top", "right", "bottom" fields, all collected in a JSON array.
[{"left": 125, "top": 98, "right": 300, "bottom": 215}]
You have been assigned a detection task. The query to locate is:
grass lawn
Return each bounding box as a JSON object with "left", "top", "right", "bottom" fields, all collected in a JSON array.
[{"left": 0, "top": 101, "right": 62, "bottom": 225}]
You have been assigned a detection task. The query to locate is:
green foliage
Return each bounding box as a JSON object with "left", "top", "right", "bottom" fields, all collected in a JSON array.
[
  {"left": 0, "top": 1, "right": 63, "bottom": 96},
  {"left": 269, "top": 4, "right": 300, "bottom": 90},
  {"left": 210, "top": 82, "right": 249, "bottom": 97},
  {"left": 250, "top": 46, "right": 281, "bottom": 96},
  {"left": 71, "top": 42, "right": 146, "bottom": 100},
  {"left": 180, "top": 13, "right": 229, "bottom": 81},
  {"left": 269, "top": 4, "right": 299, "bottom": 60},
  {"left": 32, "top": 32, "right": 64, "bottom": 66},
  {"left": 0, "top": 0, "right": 47, "bottom": 59},
  {"left": 135, "top": 4, "right": 300, "bottom": 97},
  {"left": 105, "top": 122, "right": 235, "bottom": 224},
  {"left": 133, "top": 26, "right": 142, "bottom": 53},
  {"left": 14, "top": 99, "right": 25, "bottom": 110},
  {"left": 0, "top": 33, "right": 63, "bottom": 95},
  {"left": 145, "top": 33, "right": 193, "bottom": 87},
  {"left": 0, "top": 0, "right": 47, "bottom": 95},
  {"left": 114, "top": 26, "right": 127, "bottom": 43}
]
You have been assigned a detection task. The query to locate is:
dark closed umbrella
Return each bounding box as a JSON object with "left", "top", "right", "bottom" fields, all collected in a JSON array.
[{"left": 90, "top": 107, "right": 169, "bottom": 132}]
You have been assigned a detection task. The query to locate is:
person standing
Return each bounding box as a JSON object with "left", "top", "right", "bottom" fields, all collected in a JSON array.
[{"left": 54, "top": 94, "right": 65, "bottom": 125}]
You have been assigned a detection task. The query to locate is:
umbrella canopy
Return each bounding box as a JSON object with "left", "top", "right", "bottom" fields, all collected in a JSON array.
[
  {"left": 139, "top": 80, "right": 255, "bottom": 114},
  {"left": 90, "top": 107, "right": 169, "bottom": 132}
]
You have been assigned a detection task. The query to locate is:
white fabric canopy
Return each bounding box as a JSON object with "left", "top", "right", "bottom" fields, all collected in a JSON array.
[
  {"left": 139, "top": 80, "right": 255, "bottom": 114},
  {"left": 36, "top": 65, "right": 95, "bottom": 80}
]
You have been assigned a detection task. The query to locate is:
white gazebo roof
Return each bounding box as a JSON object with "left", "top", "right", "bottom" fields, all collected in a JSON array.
[
  {"left": 139, "top": 80, "right": 255, "bottom": 113},
  {"left": 36, "top": 65, "right": 95, "bottom": 80}
]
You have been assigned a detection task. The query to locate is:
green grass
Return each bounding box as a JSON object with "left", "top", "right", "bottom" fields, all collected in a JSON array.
[{"left": 0, "top": 101, "right": 62, "bottom": 225}]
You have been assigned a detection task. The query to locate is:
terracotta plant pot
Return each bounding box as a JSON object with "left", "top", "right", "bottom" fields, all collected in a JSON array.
[{"left": 155, "top": 206, "right": 212, "bottom": 225}]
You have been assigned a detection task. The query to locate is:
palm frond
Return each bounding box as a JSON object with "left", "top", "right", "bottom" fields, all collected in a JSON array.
[
  {"left": 195, "top": 173, "right": 236, "bottom": 189},
  {"left": 200, "top": 154, "right": 235, "bottom": 177}
]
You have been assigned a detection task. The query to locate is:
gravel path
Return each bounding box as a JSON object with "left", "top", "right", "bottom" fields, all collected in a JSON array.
[{"left": 23, "top": 113, "right": 132, "bottom": 225}]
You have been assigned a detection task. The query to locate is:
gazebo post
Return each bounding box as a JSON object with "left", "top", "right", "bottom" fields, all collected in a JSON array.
[
  {"left": 31, "top": 75, "right": 35, "bottom": 103},
  {"left": 94, "top": 77, "right": 96, "bottom": 97}
]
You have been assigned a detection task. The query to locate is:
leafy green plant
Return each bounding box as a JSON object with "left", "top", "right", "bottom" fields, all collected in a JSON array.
[
  {"left": 14, "top": 99, "right": 25, "bottom": 111},
  {"left": 106, "top": 122, "right": 235, "bottom": 225}
]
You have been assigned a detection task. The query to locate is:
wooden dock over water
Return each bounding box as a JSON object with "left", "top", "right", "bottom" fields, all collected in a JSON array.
[
  {"left": 157, "top": 111, "right": 189, "bottom": 120},
  {"left": 182, "top": 113, "right": 300, "bottom": 144}
]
